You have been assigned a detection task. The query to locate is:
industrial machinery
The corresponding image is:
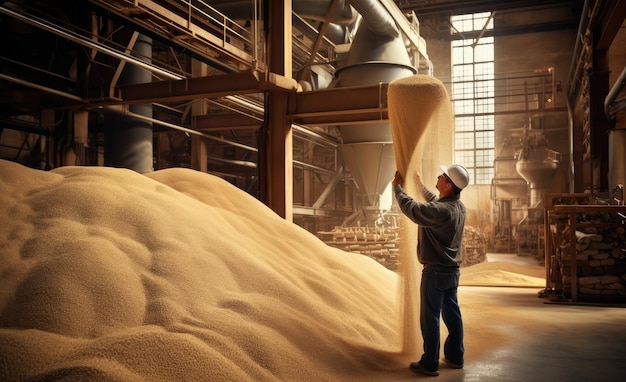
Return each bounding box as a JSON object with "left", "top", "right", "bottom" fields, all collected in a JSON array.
[
  {"left": 515, "top": 120, "right": 561, "bottom": 258},
  {"left": 329, "top": 0, "right": 418, "bottom": 226},
  {"left": 490, "top": 69, "right": 565, "bottom": 258}
]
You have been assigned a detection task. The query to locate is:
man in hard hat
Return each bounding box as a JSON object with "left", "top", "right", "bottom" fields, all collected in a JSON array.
[{"left": 392, "top": 164, "right": 470, "bottom": 377}]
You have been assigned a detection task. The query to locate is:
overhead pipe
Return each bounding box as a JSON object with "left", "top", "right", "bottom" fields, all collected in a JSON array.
[
  {"left": 290, "top": 0, "right": 399, "bottom": 38},
  {"left": 292, "top": 0, "right": 356, "bottom": 25},
  {"left": 347, "top": 0, "right": 399, "bottom": 37},
  {"left": 604, "top": 65, "right": 626, "bottom": 121},
  {"left": 294, "top": 160, "right": 336, "bottom": 175},
  {"left": 208, "top": 155, "right": 257, "bottom": 168},
  {"left": 101, "top": 106, "right": 258, "bottom": 153},
  {"left": 0, "top": 73, "right": 85, "bottom": 103}
]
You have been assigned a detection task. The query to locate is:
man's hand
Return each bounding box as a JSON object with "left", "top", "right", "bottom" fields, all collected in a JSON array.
[{"left": 392, "top": 171, "right": 403, "bottom": 188}]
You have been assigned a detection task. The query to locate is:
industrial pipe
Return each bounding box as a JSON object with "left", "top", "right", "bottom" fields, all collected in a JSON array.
[{"left": 604, "top": 65, "right": 626, "bottom": 121}]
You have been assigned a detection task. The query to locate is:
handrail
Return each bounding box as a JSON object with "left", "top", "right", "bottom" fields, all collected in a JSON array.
[
  {"left": 179, "top": 0, "right": 255, "bottom": 58},
  {"left": 94, "top": 0, "right": 260, "bottom": 70},
  {"left": 178, "top": 0, "right": 258, "bottom": 62}
]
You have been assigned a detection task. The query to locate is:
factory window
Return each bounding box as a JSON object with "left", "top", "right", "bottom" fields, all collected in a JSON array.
[{"left": 451, "top": 12, "right": 495, "bottom": 185}]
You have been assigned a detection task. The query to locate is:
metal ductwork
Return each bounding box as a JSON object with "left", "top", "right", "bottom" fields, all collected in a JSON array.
[
  {"left": 104, "top": 33, "right": 154, "bottom": 173},
  {"left": 333, "top": 1, "right": 416, "bottom": 213}
]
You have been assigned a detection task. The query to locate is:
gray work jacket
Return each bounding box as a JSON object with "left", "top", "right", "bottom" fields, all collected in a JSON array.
[{"left": 394, "top": 184, "right": 466, "bottom": 267}]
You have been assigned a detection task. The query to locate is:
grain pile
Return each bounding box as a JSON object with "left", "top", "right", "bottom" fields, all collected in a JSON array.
[
  {"left": 0, "top": 159, "right": 409, "bottom": 382},
  {"left": 461, "top": 261, "right": 545, "bottom": 287}
]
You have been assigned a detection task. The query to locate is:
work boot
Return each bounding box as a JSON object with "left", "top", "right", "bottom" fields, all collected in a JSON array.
[
  {"left": 443, "top": 358, "right": 464, "bottom": 369},
  {"left": 409, "top": 361, "right": 439, "bottom": 376}
]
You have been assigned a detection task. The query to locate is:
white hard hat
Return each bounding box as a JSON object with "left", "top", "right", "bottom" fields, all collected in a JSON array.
[{"left": 440, "top": 164, "right": 470, "bottom": 190}]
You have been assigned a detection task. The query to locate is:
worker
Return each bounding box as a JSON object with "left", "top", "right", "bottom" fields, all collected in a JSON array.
[{"left": 392, "top": 164, "right": 469, "bottom": 377}]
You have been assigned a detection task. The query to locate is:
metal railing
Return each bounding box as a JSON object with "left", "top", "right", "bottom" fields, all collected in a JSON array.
[{"left": 179, "top": 0, "right": 259, "bottom": 66}]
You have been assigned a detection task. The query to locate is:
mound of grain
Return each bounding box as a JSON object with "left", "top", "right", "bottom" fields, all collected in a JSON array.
[
  {"left": 0, "top": 159, "right": 411, "bottom": 382},
  {"left": 461, "top": 261, "right": 545, "bottom": 287}
]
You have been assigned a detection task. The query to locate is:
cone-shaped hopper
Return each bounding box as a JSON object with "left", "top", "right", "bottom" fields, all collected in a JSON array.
[
  {"left": 515, "top": 146, "right": 560, "bottom": 206},
  {"left": 339, "top": 142, "right": 395, "bottom": 206}
]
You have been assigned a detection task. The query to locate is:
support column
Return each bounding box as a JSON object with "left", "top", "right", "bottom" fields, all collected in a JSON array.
[
  {"left": 303, "top": 140, "right": 313, "bottom": 206},
  {"left": 40, "top": 109, "right": 55, "bottom": 170},
  {"left": 155, "top": 133, "right": 169, "bottom": 170},
  {"left": 262, "top": 92, "right": 293, "bottom": 220},
  {"left": 191, "top": 59, "right": 208, "bottom": 172},
  {"left": 259, "top": 1, "right": 293, "bottom": 220},
  {"left": 66, "top": 110, "right": 89, "bottom": 166},
  {"left": 104, "top": 34, "right": 153, "bottom": 173},
  {"left": 589, "top": 70, "right": 611, "bottom": 192}
]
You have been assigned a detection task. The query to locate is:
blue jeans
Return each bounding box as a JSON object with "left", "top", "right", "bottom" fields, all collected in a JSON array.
[{"left": 419, "top": 267, "right": 464, "bottom": 371}]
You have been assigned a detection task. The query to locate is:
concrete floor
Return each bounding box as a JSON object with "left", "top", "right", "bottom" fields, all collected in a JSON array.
[
  {"left": 445, "top": 286, "right": 626, "bottom": 382},
  {"left": 416, "top": 253, "right": 626, "bottom": 382}
]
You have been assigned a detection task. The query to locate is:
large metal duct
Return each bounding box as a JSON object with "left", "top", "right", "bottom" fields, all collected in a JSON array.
[
  {"left": 333, "top": 1, "right": 415, "bottom": 209},
  {"left": 104, "top": 34, "right": 154, "bottom": 173}
]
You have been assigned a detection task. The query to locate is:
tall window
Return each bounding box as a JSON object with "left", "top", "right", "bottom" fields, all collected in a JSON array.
[{"left": 451, "top": 12, "right": 495, "bottom": 185}]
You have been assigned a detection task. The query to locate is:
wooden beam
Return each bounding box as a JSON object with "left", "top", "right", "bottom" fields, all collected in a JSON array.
[
  {"left": 194, "top": 113, "right": 262, "bottom": 131},
  {"left": 259, "top": 0, "right": 293, "bottom": 220},
  {"left": 100, "top": 70, "right": 298, "bottom": 106},
  {"left": 288, "top": 83, "right": 389, "bottom": 126},
  {"left": 116, "top": 71, "right": 264, "bottom": 104}
]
